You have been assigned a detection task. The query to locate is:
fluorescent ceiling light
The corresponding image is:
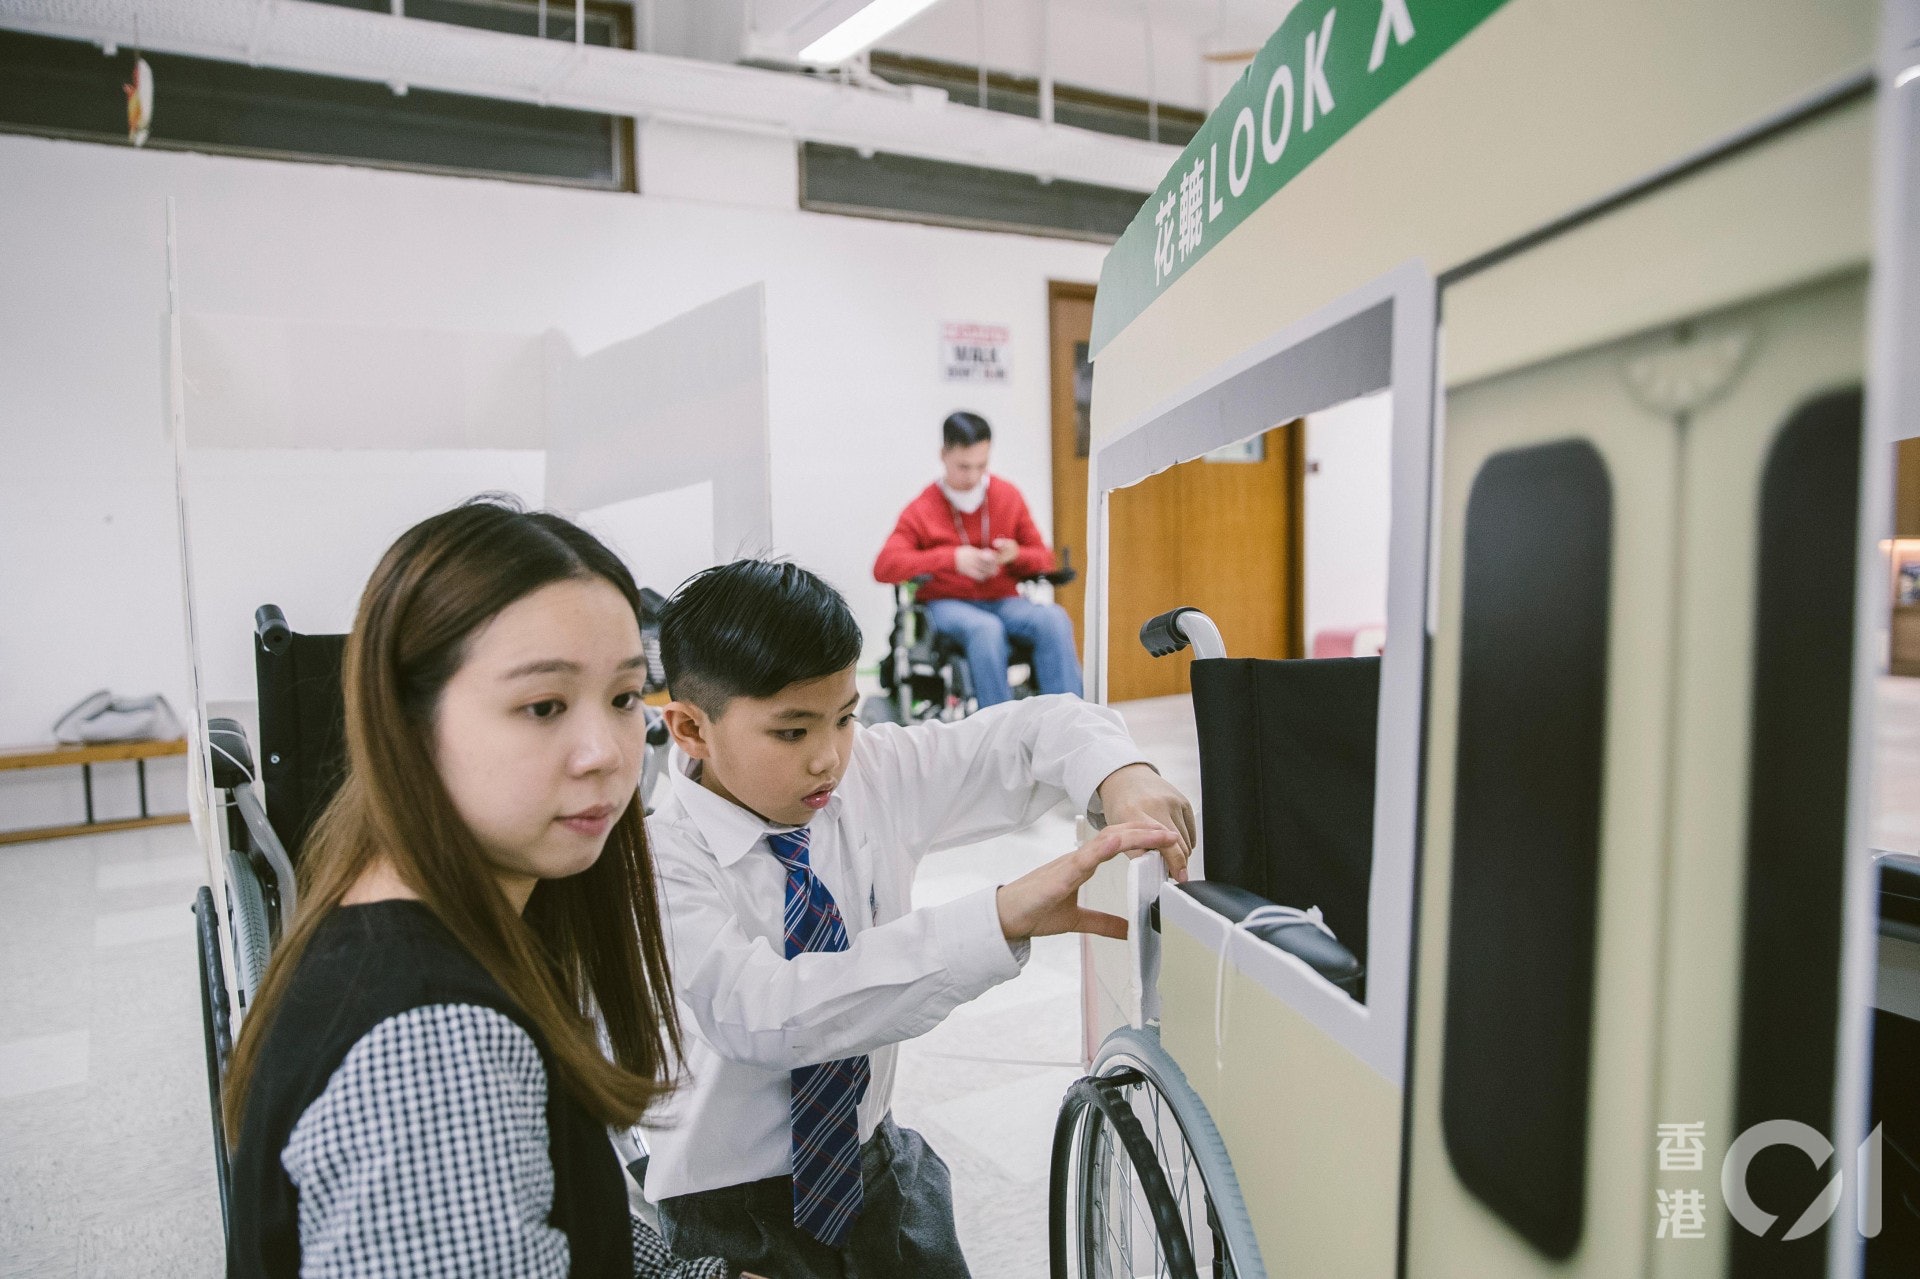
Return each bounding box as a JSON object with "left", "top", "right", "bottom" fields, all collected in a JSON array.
[{"left": 798, "top": 0, "right": 948, "bottom": 65}]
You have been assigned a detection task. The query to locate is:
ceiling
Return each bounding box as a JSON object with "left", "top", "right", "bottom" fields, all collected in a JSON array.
[{"left": 0, "top": 0, "right": 1305, "bottom": 190}]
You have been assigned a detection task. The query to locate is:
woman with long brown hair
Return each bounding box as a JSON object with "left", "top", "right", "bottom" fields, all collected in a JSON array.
[{"left": 222, "top": 497, "right": 739, "bottom": 1278}]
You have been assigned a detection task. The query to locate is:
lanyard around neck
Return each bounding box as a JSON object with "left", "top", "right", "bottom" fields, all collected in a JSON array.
[{"left": 948, "top": 495, "right": 990, "bottom": 547}]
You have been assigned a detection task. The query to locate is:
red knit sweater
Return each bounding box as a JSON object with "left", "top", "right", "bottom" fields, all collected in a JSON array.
[{"left": 873, "top": 477, "right": 1055, "bottom": 602}]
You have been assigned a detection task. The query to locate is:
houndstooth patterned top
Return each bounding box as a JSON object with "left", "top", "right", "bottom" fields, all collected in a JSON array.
[
  {"left": 284, "top": 1004, "right": 728, "bottom": 1279},
  {"left": 288, "top": 998, "right": 729, "bottom": 1267},
  {"left": 226, "top": 900, "right": 732, "bottom": 1279}
]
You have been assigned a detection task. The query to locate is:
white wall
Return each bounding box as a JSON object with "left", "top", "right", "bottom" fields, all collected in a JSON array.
[
  {"left": 0, "top": 132, "right": 1105, "bottom": 825},
  {"left": 1302, "top": 391, "right": 1393, "bottom": 651}
]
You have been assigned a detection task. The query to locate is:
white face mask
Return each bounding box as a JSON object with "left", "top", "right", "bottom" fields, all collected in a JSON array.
[{"left": 939, "top": 476, "right": 989, "bottom": 514}]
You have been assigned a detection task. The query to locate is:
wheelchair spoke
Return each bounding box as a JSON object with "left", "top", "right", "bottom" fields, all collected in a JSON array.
[{"left": 1064, "top": 1063, "right": 1236, "bottom": 1279}]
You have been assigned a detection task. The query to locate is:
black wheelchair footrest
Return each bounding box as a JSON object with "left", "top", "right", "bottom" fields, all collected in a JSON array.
[{"left": 1178, "top": 879, "right": 1365, "bottom": 996}]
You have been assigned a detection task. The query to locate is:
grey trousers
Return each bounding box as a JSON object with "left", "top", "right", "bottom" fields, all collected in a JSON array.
[{"left": 656, "top": 1116, "right": 971, "bottom": 1279}]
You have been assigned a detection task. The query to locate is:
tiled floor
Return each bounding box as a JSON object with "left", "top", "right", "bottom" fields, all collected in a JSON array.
[
  {"left": 0, "top": 824, "right": 224, "bottom": 1278},
  {"left": 0, "top": 681, "right": 1908, "bottom": 1278},
  {"left": 890, "top": 694, "right": 1200, "bottom": 1277}
]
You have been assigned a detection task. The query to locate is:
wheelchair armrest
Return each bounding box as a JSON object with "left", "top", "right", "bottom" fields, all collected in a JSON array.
[
  {"left": 207, "top": 718, "right": 256, "bottom": 791},
  {"left": 1178, "top": 880, "right": 1365, "bottom": 996},
  {"left": 232, "top": 784, "right": 299, "bottom": 925}
]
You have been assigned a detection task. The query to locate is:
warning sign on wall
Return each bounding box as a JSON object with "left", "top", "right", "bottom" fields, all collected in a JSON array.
[{"left": 941, "top": 322, "right": 1011, "bottom": 383}]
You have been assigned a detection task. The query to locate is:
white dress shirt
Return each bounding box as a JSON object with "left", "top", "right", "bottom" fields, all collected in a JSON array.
[{"left": 638, "top": 694, "right": 1148, "bottom": 1202}]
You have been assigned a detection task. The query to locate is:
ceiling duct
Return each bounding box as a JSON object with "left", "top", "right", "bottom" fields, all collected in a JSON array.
[{"left": 0, "top": 0, "right": 1177, "bottom": 189}]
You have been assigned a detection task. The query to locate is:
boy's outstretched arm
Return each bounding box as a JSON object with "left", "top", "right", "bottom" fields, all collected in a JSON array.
[
  {"left": 994, "top": 821, "right": 1183, "bottom": 940},
  {"left": 655, "top": 846, "right": 1021, "bottom": 1073},
  {"left": 854, "top": 693, "right": 1195, "bottom": 866},
  {"left": 653, "top": 821, "right": 1181, "bottom": 1073}
]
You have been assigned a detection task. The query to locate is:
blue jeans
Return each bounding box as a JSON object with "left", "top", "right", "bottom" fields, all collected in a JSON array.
[{"left": 924, "top": 596, "right": 1084, "bottom": 707}]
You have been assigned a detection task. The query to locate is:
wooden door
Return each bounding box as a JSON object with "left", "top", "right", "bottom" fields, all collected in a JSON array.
[
  {"left": 1103, "top": 425, "right": 1305, "bottom": 700},
  {"left": 1048, "top": 281, "right": 1096, "bottom": 650},
  {"left": 1048, "top": 281, "right": 1305, "bottom": 702}
]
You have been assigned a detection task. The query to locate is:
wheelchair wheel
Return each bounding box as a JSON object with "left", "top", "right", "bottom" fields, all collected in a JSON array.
[
  {"left": 193, "top": 887, "right": 234, "bottom": 1245},
  {"left": 1051, "top": 1027, "right": 1264, "bottom": 1279},
  {"left": 225, "top": 849, "right": 272, "bottom": 1010}
]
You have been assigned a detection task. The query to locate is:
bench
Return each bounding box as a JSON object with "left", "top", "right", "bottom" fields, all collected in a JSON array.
[{"left": 0, "top": 737, "right": 191, "bottom": 846}]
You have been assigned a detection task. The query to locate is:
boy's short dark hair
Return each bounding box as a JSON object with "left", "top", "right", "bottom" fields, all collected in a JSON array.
[
  {"left": 660, "top": 560, "right": 863, "bottom": 716},
  {"left": 942, "top": 411, "right": 992, "bottom": 451}
]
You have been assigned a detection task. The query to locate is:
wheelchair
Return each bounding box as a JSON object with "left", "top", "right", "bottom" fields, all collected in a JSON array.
[
  {"left": 864, "top": 552, "right": 1078, "bottom": 725},
  {"left": 1049, "top": 609, "right": 1920, "bottom": 1279},
  {"left": 193, "top": 598, "right": 673, "bottom": 1248},
  {"left": 1050, "top": 607, "right": 1372, "bottom": 1279}
]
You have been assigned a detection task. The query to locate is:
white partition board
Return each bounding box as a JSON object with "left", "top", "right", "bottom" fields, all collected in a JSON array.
[
  {"left": 179, "top": 448, "right": 546, "bottom": 705},
  {"left": 546, "top": 282, "right": 771, "bottom": 562},
  {"left": 180, "top": 314, "right": 547, "bottom": 451},
  {"left": 577, "top": 481, "right": 717, "bottom": 597}
]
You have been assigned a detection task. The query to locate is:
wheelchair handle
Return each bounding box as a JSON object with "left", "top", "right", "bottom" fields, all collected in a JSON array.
[
  {"left": 1139, "top": 608, "right": 1226, "bottom": 661},
  {"left": 255, "top": 604, "right": 291, "bottom": 656}
]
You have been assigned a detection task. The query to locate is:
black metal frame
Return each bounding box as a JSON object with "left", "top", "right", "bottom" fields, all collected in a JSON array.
[
  {"left": 193, "top": 885, "right": 234, "bottom": 1242},
  {"left": 872, "top": 556, "right": 1078, "bottom": 724},
  {"left": 1050, "top": 1068, "right": 1201, "bottom": 1279}
]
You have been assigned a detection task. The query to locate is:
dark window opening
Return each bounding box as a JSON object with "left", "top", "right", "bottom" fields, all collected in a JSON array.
[
  {"left": 308, "top": 0, "right": 624, "bottom": 47},
  {"left": 800, "top": 143, "right": 1145, "bottom": 242},
  {"left": 0, "top": 22, "right": 632, "bottom": 190},
  {"left": 865, "top": 51, "right": 1205, "bottom": 146}
]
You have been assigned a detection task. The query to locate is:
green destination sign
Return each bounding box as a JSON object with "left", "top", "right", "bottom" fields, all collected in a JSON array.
[{"left": 1091, "top": 0, "right": 1511, "bottom": 354}]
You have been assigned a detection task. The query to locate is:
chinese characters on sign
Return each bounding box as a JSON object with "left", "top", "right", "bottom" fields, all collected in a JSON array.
[
  {"left": 940, "top": 322, "right": 1011, "bottom": 383},
  {"left": 1092, "top": 0, "right": 1514, "bottom": 352}
]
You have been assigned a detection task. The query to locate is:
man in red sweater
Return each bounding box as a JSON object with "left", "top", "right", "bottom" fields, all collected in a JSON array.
[{"left": 873, "top": 411, "right": 1083, "bottom": 706}]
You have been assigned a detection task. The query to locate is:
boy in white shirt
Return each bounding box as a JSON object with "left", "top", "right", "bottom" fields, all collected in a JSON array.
[{"left": 642, "top": 560, "right": 1194, "bottom": 1278}]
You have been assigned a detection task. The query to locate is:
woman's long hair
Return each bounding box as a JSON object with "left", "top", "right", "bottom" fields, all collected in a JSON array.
[{"left": 223, "top": 497, "right": 681, "bottom": 1135}]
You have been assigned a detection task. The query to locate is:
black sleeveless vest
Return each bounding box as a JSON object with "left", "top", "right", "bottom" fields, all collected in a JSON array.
[{"left": 225, "top": 901, "right": 631, "bottom": 1278}]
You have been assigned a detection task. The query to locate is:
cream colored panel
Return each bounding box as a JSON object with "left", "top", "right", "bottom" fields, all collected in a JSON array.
[
  {"left": 1092, "top": 0, "right": 1873, "bottom": 441},
  {"left": 1409, "top": 333, "right": 1681, "bottom": 1275},
  {"left": 1445, "top": 105, "right": 1871, "bottom": 388},
  {"left": 1159, "top": 922, "right": 1402, "bottom": 1278},
  {"left": 1081, "top": 850, "right": 1135, "bottom": 1052},
  {"left": 1649, "top": 270, "right": 1867, "bottom": 1278}
]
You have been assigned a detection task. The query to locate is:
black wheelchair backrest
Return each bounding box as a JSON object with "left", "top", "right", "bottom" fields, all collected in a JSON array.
[
  {"left": 1190, "top": 655, "right": 1380, "bottom": 986},
  {"left": 254, "top": 605, "right": 348, "bottom": 865}
]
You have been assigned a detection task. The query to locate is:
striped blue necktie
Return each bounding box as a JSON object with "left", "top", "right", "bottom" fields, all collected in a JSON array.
[{"left": 766, "top": 827, "right": 870, "bottom": 1247}]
